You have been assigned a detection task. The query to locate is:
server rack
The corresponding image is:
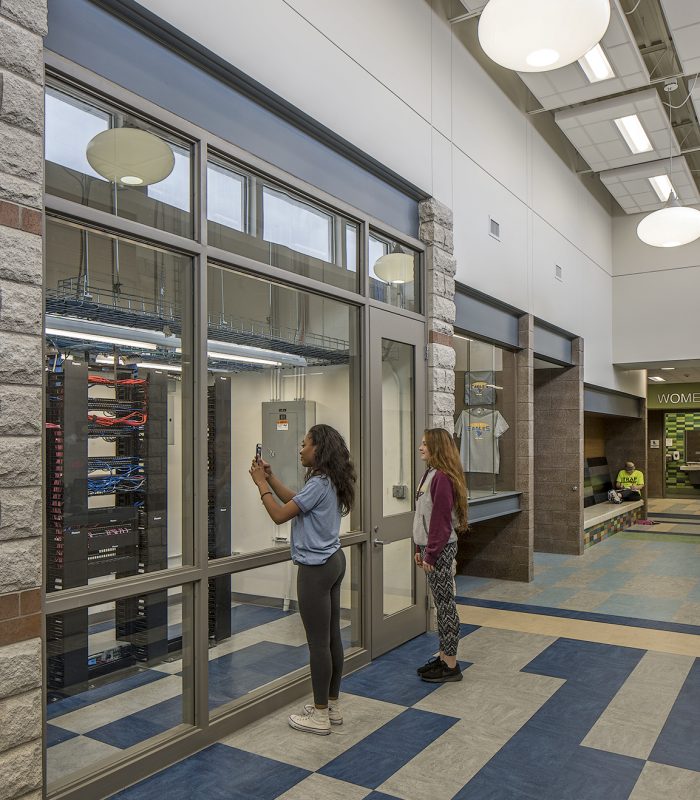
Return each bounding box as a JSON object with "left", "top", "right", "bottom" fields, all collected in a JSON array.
[
  {"left": 46, "top": 361, "right": 170, "bottom": 695},
  {"left": 207, "top": 376, "right": 232, "bottom": 642}
]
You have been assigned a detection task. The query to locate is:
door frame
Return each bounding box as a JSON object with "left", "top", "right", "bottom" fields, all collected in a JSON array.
[{"left": 368, "top": 306, "right": 428, "bottom": 657}]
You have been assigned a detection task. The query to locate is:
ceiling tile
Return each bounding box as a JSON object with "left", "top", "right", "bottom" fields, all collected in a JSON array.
[
  {"left": 600, "top": 156, "right": 700, "bottom": 213},
  {"left": 555, "top": 89, "right": 679, "bottom": 171},
  {"left": 517, "top": 1, "right": 649, "bottom": 111},
  {"left": 660, "top": 0, "right": 700, "bottom": 74}
]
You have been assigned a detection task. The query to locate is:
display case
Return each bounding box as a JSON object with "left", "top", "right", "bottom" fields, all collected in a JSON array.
[{"left": 453, "top": 336, "right": 516, "bottom": 498}]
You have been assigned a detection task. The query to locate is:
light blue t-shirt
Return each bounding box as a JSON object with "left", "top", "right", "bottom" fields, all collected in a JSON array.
[{"left": 291, "top": 475, "right": 341, "bottom": 565}]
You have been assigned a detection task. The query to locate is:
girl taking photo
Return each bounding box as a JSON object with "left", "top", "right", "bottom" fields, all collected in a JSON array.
[
  {"left": 249, "top": 424, "right": 356, "bottom": 735},
  {"left": 413, "top": 427, "right": 468, "bottom": 683}
]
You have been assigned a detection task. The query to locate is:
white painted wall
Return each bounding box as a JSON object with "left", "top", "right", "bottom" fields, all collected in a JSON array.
[
  {"left": 137, "top": 0, "right": 643, "bottom": 394},
  {"left": 612, "top": 208, "right": 700, "bottom": 367}
]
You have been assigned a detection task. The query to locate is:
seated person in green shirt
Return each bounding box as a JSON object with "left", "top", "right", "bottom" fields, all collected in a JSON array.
[{"left": 614, "top": 461, "right": 644, "bottom": 501}]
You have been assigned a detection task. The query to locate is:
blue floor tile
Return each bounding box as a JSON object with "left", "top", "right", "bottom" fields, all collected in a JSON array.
[
  {"left": 532, "top": 569, "right": 578, "bottom": 587},
  {"left": 85, "top": 695, "right": 182, "bottom": 749},
  {"left": 546, "top": 746, "right": 644, "bottom": 800},
  {"left": 108, "top": 743, "right": 308, "bottom": 799},
  {"left": 47, "top": 668, "right": 169, "bottom": 720},
  {"left": 231, "top": 604, "right": 292, "bottom": 634},
  {"left": 527, "top": 588, "right": 577, "bottom": 607},
  {"left": 341, "top": 628, "right": 475, "bottom": 707},
  {"left": 456, "top": 639, "right": 644, "bottom": 799},
  {"left": 46, "top": 724, "right": 79, "bottom": 747},
  {"left": 649, "top": 658, "right": 700, "bottom": 772},
  {"left": 585, "top": 571, "right": 635, "bottom": 592},
  {"left": 593, "top": 595, "right": 682, "bottom": 623},
  {"left": 365, "top": 793, "right": 406, "bottom": 800},
  {"left": 208, "top": 641, "right": 310, "bottom": 709},
  {"left": 319, "top": 708, "right": 458, "bottom": 789}
]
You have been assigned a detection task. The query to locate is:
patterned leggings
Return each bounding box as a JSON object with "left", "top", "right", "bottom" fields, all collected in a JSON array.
[{"left": 421, "top": 540, "right": 460, "bottom": 657}]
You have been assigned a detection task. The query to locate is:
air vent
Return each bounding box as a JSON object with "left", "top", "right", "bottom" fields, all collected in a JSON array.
[
  {"left": 555, "top": 264, "right": 563, "bottom": 281},
  {"left": 489, "top": 217, "right": 500, "bottom": 240}
]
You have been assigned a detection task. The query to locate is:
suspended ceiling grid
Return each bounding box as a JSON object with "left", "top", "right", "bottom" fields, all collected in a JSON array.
[{"left": 452, "top": 0, "right": 700, "bottom": 215}]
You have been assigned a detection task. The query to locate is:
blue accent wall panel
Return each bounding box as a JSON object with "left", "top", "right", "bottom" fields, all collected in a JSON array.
[{"left": 46, "top": 0, "right": 420, "bottom": 236}]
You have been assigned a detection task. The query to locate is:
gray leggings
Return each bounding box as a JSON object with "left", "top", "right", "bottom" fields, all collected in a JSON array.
[{"left": 296, "top": 548, "right": 346, "bottom": 706}]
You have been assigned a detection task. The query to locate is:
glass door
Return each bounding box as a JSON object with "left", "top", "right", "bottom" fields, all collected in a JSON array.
[{"left": 369, "top": 308, "right": 427, "bottom": 656}]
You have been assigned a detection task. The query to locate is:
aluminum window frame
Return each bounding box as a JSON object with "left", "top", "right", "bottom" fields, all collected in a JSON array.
[{"left": 42, "top": 51, "right": 426, "bottom": 800}]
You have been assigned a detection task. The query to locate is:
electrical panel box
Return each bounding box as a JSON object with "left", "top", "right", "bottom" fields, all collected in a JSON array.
[{"left": 262, "top": 401, "right": 316, "bottom": 492}]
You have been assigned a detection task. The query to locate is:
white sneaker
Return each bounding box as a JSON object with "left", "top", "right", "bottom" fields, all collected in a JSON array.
[
  {"left": 288, "top": 706, "right": 331, "bottom": 735},
  {"left": 304, "top": 702, "right": 342, "bottom": 725}
]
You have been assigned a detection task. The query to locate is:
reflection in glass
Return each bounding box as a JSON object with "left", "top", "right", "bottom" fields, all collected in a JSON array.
[
  {"left": 382, "top": 538, "right": 414, "bottom": 616},
  {"left": 205, "top": 159, "right": 359, "bottom": 292},
  {"left": 46, "top": 587, "right": 189, "bottom": 787},
  {"left": 453, "top": 335, "right": 515, "bottom": 498},
  {"left": 208, "top": 547, "right": 361, "bottom": 715},
  {"left": 369, "top": 233, "right": 419, "bottom": 312},
  {"left": 45, "top": 85, "right": 192, "bottom": 237},
  {"left": 45, "top": 219, "right": 192, "bottom": 593},
  {"left": 206, "top": 265, "right": 359, "bottom": 558},
  {"left": 381, "top": 339, "right": 413, "bottom": 517}
]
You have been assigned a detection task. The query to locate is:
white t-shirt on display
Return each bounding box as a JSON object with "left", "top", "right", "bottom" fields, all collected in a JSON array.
[{"left": 454, "top": 408, "right": 509, "bottom": 474}]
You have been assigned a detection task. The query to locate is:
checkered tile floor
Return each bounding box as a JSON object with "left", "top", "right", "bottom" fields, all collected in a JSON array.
[{"left": 103, "top": 624, "right": 700, "bottom": 800}]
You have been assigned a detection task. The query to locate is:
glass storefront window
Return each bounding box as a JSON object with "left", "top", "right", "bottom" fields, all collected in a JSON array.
[
  {"left": 206, "top": 265, "right": 360, "bottom": 559},
  {"left": 453, "top": 335, "right": 516, "bottom": 498},
  {"left": 46, "top": 586, "right": 191, "bottom": 788},
  {"left": 369, "top": 232, "right": 420, "bottom": 313},
  {"left": 206, "top": 158, "right": 360, "bottom": 292},
  {"left": 45, "top": 85, "right": 193, "bottom": 238},
  {"left": 45, "top": 219, "right": 193, "bottom": 592},
  {"left": 208, "top": 545, "right": 361, "bottom": 715}
]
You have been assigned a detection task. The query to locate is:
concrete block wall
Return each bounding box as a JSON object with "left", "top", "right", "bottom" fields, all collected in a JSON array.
[
  {"left": 0, "top": 0, "right": 47, "bottom": 797},
  {"left": 533, "top": 338, "right": 585, "bottom": 555}
]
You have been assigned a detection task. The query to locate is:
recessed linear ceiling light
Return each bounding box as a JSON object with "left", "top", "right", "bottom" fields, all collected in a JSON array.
[
  {"left": 477, "top": 0, "right": 611, "bottom": 73},
  {"left": 136, "top": 362, "right": 182, "bottom": 372},
  {"left": 207, "top": 351, "right": 281, "bottom": 366},
  {"left": 578, "top": 43, "right": 615, "bottom": 83},
  {"left": 614, "top": 115, "right": 653, "bottom": 155},
  {"left": 648, "top": 174, "right": 675, "bottom": 203},
  {"left": 648, "top": 376, "right": 666, "bottom": 382},
  {"left": 45, "top": 327, "right": 157, "bottom": 350},
  {"left": 660, "top": 367, "right": 675, "bottom": 370}
]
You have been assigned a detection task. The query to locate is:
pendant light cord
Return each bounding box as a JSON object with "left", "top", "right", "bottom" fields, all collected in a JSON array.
[{"left": 625, "top": 0, "right": 641, "bottom": 14}]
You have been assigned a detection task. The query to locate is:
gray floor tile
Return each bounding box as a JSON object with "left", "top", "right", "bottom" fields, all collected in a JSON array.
[
  {"left": 379, "top": 722, "right": 506, "bottom": 800},
  {"left": 629, "top": 762, "right": 700, "bottom": 800},
  {"left": 47, "top": 735, "right": 122, "bottom": 785},
  {"left": 275, "top": 773, "right": 371, "bottom": 800},
  {"left": 219, "top": 693, "right": 405, "bottom": 772}
]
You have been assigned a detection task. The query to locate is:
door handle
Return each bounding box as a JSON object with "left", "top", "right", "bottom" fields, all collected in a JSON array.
[{"left": 373, "top": 538, "right": 385, "bottom": 547}]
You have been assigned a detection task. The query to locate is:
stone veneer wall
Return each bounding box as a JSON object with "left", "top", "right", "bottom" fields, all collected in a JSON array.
[
  {"left": 456, "top": 315, "right": 534, "bottom": 582},
  {"left": 0, "top": 1, "right": 47, "bottom": 798},
  {"left": 533, "top": 338, "right": 584, "bottom": 555},
  {"left": 419, "top": 198, "right": 456, "bottom": 433}
]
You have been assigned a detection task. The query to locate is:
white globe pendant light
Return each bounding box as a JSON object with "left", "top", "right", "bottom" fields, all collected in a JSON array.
[
  {"left": 478, "top": 0, "right": 611, "bottom": 73},
  {"left": 373, "top": 246, "right": 414, "bottom": 284},
  {"left": 86, "top": 127, "right": 175, "bottom": 187},
  {"left": 637, "top": 195, "right": 700, "bottom": 248}
]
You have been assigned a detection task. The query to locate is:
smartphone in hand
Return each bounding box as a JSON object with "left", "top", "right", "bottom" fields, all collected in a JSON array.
[{"left": 255, "top": 443, "right": 262, "bottom": 463}]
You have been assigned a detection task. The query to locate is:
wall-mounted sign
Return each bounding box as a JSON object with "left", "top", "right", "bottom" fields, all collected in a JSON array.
[
  {"left": 647, "top": 383, "right": 700, "bottom": 410},
  {"left": 650, "top": 439, "right": 659, "bottom": 449}
]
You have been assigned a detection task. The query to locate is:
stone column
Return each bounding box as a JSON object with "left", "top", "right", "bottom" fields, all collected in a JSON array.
[
  {"left": 533, "top": 337, "right": 585, "bottom": 555},
  {"left": 419, "top": 198, "right": 456, "bottom": 433},
  {"left": 0, "top": 1, "right": 47, "bottom": 798}
]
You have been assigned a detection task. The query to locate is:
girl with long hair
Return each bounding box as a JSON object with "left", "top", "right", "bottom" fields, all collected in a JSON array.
[
  {"left": 249, "top": 423, "right": 356, "bottom": 735},
  {"left": 413, "top": 427, "right": 468, "bottom": 683}
]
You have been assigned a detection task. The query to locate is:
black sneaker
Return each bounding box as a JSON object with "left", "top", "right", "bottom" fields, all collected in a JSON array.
[
  {"left": 420, "top": 661, "right": 462, "bottom": 683},
  {"left": 416, "top": 655, "right": 443, "bottom": 676}
]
